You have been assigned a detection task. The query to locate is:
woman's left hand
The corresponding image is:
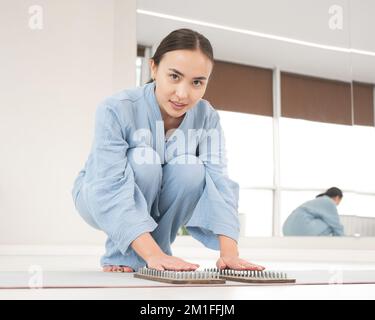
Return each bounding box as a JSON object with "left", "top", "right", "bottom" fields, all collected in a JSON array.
[{"left": 216, "top": 256, "right": 265, "bottom": 271}]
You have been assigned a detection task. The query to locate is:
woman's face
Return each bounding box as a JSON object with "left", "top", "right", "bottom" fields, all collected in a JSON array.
[
  {"left": 150, "top": 49, "right": 213, "bottom": 119},
  {"left": 333, "top": 196, "right": 342, "bottom": 206}
]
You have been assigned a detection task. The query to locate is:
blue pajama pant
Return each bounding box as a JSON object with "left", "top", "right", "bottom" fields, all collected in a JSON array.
[
  {"left": 74, "top": 147, "right": 205, "bottom": 271},
  {"left": 282, "top": 209, "right": 333, "bottom": 236}
]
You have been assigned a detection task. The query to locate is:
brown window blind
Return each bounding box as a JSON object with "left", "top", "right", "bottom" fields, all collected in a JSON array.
[
  {"left": 281, "top": 72, "right": 352, "bottom": 125},
  {"left": 353, "top": 82, "right": 374, "bottom": 127},
  {"left": 203, "top": 60, "right": 273, "bottom": 116}
]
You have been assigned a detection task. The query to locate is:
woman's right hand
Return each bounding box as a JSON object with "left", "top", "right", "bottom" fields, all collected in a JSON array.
[{"left": 146, "top": 253, "right": 200, "bottom": 271}]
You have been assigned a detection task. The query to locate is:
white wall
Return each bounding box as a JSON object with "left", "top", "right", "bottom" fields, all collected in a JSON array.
[{"left": 0, "top": 0, "right": 136, "bottom": 245}]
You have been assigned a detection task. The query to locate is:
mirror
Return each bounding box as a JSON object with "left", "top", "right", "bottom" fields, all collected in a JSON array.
[
  {"left": 340, "top": 0, "right": 375, "bottom": 237},
  {"left": 136, "top": 0, "right": 374, "bottom": 237}
]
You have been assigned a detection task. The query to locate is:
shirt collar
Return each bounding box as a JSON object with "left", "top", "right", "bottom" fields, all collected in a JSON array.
[{"left": 145, "top": 81, "right": 163, "bottom": 121}]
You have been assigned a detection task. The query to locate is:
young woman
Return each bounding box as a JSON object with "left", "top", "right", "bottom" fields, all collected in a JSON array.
[
  {"left": 283, "top": 187, "right": 345, "bottom": 236},
  {"left": 72, "top": 28, "right": 265, "bottom": 273}
]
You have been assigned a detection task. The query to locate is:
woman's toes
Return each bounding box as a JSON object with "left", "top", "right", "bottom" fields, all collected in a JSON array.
[
  {"left": 103, "top": 266, "right": 113, "bottom": 272},
  {"left": 102, "top": 265, "right": 134, "bottom": 272},
  {"left": 121, "top": 266, "right": 134, "bottom": 272}
]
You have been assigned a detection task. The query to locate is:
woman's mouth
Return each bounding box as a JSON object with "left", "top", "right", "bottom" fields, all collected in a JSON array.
[{"left": 170, "top": 100, "right": 187, "bottom": 110}]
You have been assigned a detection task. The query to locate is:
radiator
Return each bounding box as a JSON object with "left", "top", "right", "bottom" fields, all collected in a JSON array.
[{"left": 340, "top": 215, "right": 375, "bottom": 237}]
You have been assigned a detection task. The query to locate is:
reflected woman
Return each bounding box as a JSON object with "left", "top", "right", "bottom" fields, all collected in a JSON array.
[{"left": 282, "top": 187, "right": 345, "bottom": 236}]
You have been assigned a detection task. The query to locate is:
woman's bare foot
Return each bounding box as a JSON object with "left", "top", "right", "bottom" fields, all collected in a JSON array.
[{"left": 102, "top": 265, "right": 134, "bottom": 273}]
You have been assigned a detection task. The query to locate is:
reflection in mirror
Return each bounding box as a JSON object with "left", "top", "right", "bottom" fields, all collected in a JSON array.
[{"left": 282, "top": 189, "right": 344, "bottom": 237}]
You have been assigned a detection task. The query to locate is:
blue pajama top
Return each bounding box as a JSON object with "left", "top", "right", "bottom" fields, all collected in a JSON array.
[
  {"left": 282, "top": 195, "right": 345, "bottom": 236},
  {"left": 72, "top": 81, "right": 240, "bottom": 254}
]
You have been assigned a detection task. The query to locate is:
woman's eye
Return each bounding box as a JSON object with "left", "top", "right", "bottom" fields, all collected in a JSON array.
[{"left": 169, "top": 74, "right": 202, "bottom": 87}]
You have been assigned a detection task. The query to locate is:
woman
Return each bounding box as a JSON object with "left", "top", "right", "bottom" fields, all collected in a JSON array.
[
  {"left": 71, "top": 28, "right": 265, "bottom": 273},
  {"left": 282, "top": 187, "right": 345, "bottom": 236}
]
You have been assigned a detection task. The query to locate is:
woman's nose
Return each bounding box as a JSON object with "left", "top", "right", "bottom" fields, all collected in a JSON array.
[{"left": 175, "top": 84, "right": 188, "bottom": 100}]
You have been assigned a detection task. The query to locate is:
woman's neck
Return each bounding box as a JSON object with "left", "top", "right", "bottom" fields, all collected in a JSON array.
[
  {"left": 163, "top": 116, "right": 184, "bottom": 133},
  {"left": 159, "top": 106, "right": 185, "bottom": 133}
]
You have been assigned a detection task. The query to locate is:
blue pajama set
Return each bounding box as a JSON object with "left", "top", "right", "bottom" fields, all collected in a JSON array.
[
  {"left": 71, "top": 81, "right": 240, "bottom": 271},
  {"left": 282, "top": 195, "right": 345, "bottom": 236}
]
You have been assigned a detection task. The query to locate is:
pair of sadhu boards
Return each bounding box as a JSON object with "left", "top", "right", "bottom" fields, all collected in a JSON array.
[{"left": 134, "top": 267, "right": 296, "bottom": 284}]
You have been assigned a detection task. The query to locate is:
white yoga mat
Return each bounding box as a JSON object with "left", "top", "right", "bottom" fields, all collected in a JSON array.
[{"left": 1, "top": 270, "right": 375, "bottom": 289}]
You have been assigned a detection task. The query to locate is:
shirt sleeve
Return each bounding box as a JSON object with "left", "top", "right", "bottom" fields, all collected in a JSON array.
[
  {"left": 318, "top": 199, "right": 345, "bottom": 236},
  {"left": 185, "top": 110, "right": 240, "bottom": 249},
  {"left": 84, "top": 101, "right": 158, "bottom": 255}
]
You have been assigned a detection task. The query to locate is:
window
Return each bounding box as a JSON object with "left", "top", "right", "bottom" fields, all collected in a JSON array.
[
  {"left": 218, "top": 110, "right": 273, "bottom": 188},
  {"left": 239, "top": 189, "right": 273, "bottom": 237},
  {"left": 218, "top": 110, "right": 274, "bottom": 237},
  {"left": 351, "top": 125, "right": 375, "bottom": 192},
  {"left": 340, "top": 192, "right": 375, "bottom": 218},
  {"left": 136, "top": 57, "right": 142, "bottom": 87},
  {"left": 279, "top": 117, "right": 356, "bottom": 190}
]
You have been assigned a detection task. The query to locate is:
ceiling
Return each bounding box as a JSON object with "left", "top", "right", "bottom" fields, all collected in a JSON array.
[{"left": 136, "top": 0, "right": 375, "bottom": 84}]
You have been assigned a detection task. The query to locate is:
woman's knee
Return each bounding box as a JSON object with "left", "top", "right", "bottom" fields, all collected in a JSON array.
[
  {"left": 165, "top": 154, "right": 205, "bottom": 191},
  {"left": 74, "top": 190, "right": 101, "bottom": 230},
  {"left": 127, "top": 147, "right": 162, "bottom": 186}
]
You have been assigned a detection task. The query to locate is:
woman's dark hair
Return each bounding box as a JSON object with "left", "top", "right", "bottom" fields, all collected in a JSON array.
[
  {"left": 316, "top": 187, "right": 343, "bottom": 199},
  {"left": 146, "top": 28, "right": 214, "bottom": 84}
]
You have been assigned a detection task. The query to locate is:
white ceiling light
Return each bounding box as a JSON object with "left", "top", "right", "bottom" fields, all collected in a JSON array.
[{"left": 137, "top": 9, "right": 375, "bottom": 58}]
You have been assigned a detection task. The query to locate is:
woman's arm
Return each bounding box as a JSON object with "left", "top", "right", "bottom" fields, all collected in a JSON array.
[
  {"left": 217, "top": 235, "right": 264, "bottom": 270},
  {"left": 131, "top": 232, "right": 200, "bottom": 271},
  {"left": 85, "top": 102, "right": 158, "bottom": 256},
  {"left": 131, "top": 232, "right": 165, "bottom": 261},
  {"left": 218, "top": 234, "right": 239, "bottom": 257},
  {"left": 318, "top": 200, "right": 345, "bottom": 236},
  {"left": 205, "top": 112, "right": 264, "bottom": 270},
  {"left": 186, "top": 109, "right": 265, "bottom": 270}
]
